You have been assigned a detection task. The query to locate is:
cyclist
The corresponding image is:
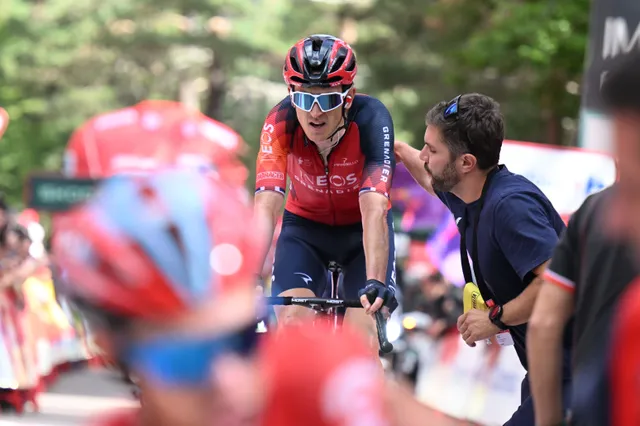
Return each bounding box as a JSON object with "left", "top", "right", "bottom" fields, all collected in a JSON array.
[
  {"left": 63, "top": 100, "right": 248, "bottom": 186},
  {"left": 53, "top": 169, "right": 392, "bottom": 426},
  {"left": 254, "top": 34, "right": 398, "bottom": 346}
]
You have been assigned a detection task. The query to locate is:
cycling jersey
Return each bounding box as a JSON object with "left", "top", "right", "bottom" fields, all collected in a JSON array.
[
  {"left": 91, "top": 322, "right": 390, "bottom": 426},
  {"left": 611, "top": 277, "right": 640, "bottom": 426},
  {"left": 89, "top": 409, "right": 137, "bottom": 426},
  {"left": 256, "top": 94, "right": 395, "bottom": 226},
  {"left": 260, "top": 321, "right": 391, "bottom": 426},
  {"left": 64, "top": 100, "right": 247, "bottom": 186}
]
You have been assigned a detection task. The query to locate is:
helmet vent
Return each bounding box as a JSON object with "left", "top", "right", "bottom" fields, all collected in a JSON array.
[
  {"left": 289, "top": 49, "right": 302, "bottom": 73},
  {"left": 345, "top": 56, "right": 356, "bottom": 72}
]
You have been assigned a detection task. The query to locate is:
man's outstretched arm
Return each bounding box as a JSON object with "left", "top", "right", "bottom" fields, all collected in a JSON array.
[{"left": 395, "top": 141, "right": 434, "bottom": 195}]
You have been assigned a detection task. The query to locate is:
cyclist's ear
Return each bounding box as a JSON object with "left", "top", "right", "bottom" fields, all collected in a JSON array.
[{"left": 345, "top": 87, "right": 356, "bottom": 109}]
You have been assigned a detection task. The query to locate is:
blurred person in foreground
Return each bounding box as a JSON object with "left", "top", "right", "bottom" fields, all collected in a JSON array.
[
  {"left": 527, "top": 184, "right": 637, "bottom": 426},
  {"left": 598, "top": 52, "right": 640, "bottom": 426},
  {"left": 62, "top": 100, "right": 248, "bottom": 189},
  {"left": 53, "top": 169, "right": 392, "bottom": 426},
  {"left": 395, "top": 94, "right": 571, "bottom": 424}
]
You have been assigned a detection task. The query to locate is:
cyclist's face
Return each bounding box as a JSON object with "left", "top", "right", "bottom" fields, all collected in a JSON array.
[
  {"left": 607, "top": 113, "right": 640, "bottom": 254},
  {"left": 131, "top": 285, "right": 260, "bottom": 426},
  {"left": 420, "top": 126, "right": 461, "bottom": 192},
  {"left": 293, "top": 86, "right": 354, "bottom": 143}
]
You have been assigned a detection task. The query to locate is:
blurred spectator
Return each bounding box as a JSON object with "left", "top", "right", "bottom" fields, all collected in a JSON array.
[
  {"left": 528, "top": 185, "right": 637, "bottom": 426},
  {"left": 407, "top": 272, "right": 463, "bottom": 338}
]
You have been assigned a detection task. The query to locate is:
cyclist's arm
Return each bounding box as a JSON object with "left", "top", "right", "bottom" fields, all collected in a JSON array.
[
  {"left": 254, "top": 192, "right": 284, "bottom": 271},
  {"left": 358, "top": 99, "right": 395, "bottom": 289},
  {"left": 528, "top": 205, "right": 582, "bottom": 426},
  {"left": 395, "top": 141, "right": 434, "bottom": 196},
  {"left": 254, "top": 109, "right": 289, "bottom": 274}
]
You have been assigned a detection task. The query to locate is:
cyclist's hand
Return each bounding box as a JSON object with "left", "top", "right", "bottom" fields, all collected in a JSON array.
[{"left": 359, "top": 279, "right": 397, "bottom": 314}]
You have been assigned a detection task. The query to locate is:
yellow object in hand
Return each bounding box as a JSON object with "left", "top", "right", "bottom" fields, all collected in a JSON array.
[{"left": 463, "top": 282, "right": 488, "bottom": 313}]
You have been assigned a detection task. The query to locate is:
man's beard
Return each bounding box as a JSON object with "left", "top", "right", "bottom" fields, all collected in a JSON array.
[{"left": 424, "top": 161, "right": 460, "bottom": 192}]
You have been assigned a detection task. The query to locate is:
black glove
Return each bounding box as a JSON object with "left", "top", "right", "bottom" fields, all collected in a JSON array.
[{"left": 358, "top": 279, "right": 398, "bottom": 313}]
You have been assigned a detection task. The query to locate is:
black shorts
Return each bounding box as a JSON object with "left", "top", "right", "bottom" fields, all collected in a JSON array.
[{"left": 271, "top": 210, "right": 396, "bottom": 301}]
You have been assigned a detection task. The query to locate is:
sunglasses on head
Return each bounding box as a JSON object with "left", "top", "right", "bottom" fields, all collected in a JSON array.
[
  {"left": 290, "top": 89, "right": 350, "bottom": 113},
  {"left": 442, "top": 94, "right": 477, "bottom": 155},
  {"left": 443, "top": 94, "right": 462, "bottom": 119}
]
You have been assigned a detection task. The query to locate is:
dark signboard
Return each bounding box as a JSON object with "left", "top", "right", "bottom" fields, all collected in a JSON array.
[{"left": 24, "top": 174, "right": 100, "bottom": 212}]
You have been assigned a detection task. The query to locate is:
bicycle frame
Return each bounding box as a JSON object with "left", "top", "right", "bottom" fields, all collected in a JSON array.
[{"left": 263, "top": 261, "right": 393, "bottom": 353}]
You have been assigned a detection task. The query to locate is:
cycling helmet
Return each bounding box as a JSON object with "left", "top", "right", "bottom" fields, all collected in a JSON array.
[
  {"left": 283, "top": 34, "right": 357, "bottom": 88},
  {"left": 53, "top": 169, "right": 263, "bottom": 322}
]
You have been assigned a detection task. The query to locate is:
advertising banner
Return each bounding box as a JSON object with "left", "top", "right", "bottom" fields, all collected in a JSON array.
[
  {"left": 579, "top": 1, "right": 640, "bottom": 152},
  {"left": 499, "top": 140, "right": 617, "bottom": 216}
]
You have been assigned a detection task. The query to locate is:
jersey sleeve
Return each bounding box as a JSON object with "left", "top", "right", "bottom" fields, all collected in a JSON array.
[
  {"left": 255, "top": 98, "right": 293, "bottom": 197},
  {"left": 63, "top": 128, "right": 93, "bottom": 177},
  {"left": 357, "top": 97, "right": 395, "bottom": 199},
  {"left": 493, "top": 192, "right": 561, "bottom": 282}
]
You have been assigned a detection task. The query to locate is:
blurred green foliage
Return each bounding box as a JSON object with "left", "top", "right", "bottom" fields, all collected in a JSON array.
[{"left": 0, "top": 0, "right": 589, "bottom": 206}]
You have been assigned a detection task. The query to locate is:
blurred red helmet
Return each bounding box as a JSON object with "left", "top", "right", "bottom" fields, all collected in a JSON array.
[
  {"left": 53, "top": 169, "right": 265, "bottom": 321},
  {"left": 283, "top": 35, "right": 357, "bottom": 88}
]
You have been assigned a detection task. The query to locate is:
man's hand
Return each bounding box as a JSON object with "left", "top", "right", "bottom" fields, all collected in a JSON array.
[
  {"left": 392, "top": 141, "right": 434, "bottom": 195},
  {"left": 394, "top": 141, "right": 410, "bottom": 164},
  {"left": 457, "top": 309, "right": 500, "bottom": 347},
  {"left": 359, "top": 279, "right": 397, "bottom": 315}
]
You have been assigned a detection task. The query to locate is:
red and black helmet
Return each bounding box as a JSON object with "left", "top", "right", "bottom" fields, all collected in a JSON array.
[{"left": 283, "top": 34, "right": 357, "bottom": 88}]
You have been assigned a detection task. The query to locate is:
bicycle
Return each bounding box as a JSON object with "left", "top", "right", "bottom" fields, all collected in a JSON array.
[{"left": 263, "top": 261, "right": 394, "bottom": 354}]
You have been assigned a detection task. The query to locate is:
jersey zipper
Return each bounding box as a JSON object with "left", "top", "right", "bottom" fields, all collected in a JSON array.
[
  {"left": 324, "top": 151, "right": 336, "bottom": 225},
  {"left": 313, "top": 144, "right": 336, "bottom": 226}
]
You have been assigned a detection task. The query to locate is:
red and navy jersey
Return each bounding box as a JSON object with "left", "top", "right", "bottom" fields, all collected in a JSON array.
[{"left": 255, "top": 94, "right": 395, "bottom": 226}]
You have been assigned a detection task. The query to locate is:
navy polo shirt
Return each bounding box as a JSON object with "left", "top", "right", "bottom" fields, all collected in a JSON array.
[{"left": 437, "top": 165, "right": 570, "bottom": 373}]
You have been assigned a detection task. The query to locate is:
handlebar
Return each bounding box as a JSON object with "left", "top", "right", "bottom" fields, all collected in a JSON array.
[{"left": 264, "top": 293, "right": 394, "bottom": 354}]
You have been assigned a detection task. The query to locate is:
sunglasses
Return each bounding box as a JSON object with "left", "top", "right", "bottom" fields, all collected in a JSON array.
[
  {"left": 290, "top": 89, "right": 350, "bottom": 113},
  {"left": 122, "top": 323, "right": 259, "bottom": 388},
  {"left": 442, "top": 94, "right": 476, "bottom": 154},
  {"left": 443, "top": 94, "right": 462, "bottom": 119}
]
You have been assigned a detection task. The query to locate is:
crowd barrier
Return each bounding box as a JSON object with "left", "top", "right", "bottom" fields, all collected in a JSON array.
[
  {"left": 415, "top": 330, "right": 527, "bottom": 426},
  {"left": 0, "top": 265, "right": 93, "bottom": 413}
]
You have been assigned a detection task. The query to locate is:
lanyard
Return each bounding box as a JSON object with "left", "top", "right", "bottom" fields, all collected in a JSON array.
[{"left": 458, "top": 166, "right": 501, "bottom": 297}]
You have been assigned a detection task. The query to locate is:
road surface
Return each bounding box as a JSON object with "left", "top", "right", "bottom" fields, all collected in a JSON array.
[{"left": 0, "top": 368, "right": 136, "bottom": 426}]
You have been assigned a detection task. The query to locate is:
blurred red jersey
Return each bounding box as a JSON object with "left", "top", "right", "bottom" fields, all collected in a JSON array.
[
  {"left": 89, "top": 409, "right": 138, "bottom": 426},
  {"left": 259, "top": 321, "right": 392, "bottom": 426},
  {"left": 611, "top": 277, "right": 640, "bottom": 426},
  {"left": 64, "top": 100, "right": 247, "bottom": 186},
  {"left": 90, "top": 322, "right": 390, "bottom": 426}
]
